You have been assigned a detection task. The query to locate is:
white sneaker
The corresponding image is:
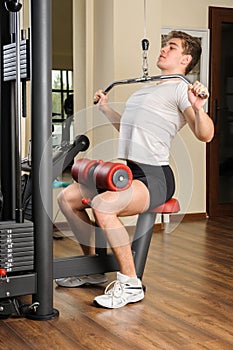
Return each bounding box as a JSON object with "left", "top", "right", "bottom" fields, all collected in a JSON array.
[
  {"left": 94, "top": 272, "right": 144, "bottom": 309},
  {"left": 55, "top": 274, "right": 108, "bottom": 288}
]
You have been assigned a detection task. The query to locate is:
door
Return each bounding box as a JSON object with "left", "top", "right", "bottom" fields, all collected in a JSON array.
[{"left": 207, "top": 7, "right": 233, "bottom": 217}]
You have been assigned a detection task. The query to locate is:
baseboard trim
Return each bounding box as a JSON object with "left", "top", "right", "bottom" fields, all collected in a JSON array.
[
  {"left": 170, "top": 212, "right": 207, "bottom": 222},
  {"left": 53, "top": 222, "right": 70, "bottom": 232}
]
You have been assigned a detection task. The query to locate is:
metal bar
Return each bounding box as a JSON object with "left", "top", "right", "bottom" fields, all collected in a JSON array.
[
  {"left": 53, "top": 255, "right": 119, "bottom": 279},
  {"left": 52, "top": 134, "right": 89, "bottom": 180},
  {"left": 54, "top": 210, "right": 156, "bottom": 281},
  {"left": 93, "top": 73, "right": 207, "bottom": 103},
  {"left": 131, "top": 211, "right": 157, "bottom": 279},
  {"left": 30, "top": 0, "right": 58, "bottom": 320},
  {"left": 0, "top": 0, "right": 13, "bottom": 220},
  {"left": 14, "top": 9, "right": 23, "bottom": 223},
  {"left": 103, "top": 74, "right": 191, "bottom": 94},
  {"left": 94, "top": 74, "right": 196, "bottom": 104},
  {"left": 0, "top": 273, "right": 37, "bottom": 298}
]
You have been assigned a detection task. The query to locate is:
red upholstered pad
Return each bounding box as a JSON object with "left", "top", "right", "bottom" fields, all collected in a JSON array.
[{"left": 150, "top": 198, "right": 180, "bottom": 213}]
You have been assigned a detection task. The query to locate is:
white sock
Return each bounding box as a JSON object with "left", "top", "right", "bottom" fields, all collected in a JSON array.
[{"left": 117, "top": 272, "right": 140, "bottom": 285}]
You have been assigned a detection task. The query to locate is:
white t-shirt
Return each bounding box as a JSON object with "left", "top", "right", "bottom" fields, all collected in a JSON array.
[{"left": 117, "top": 80, "right": 191, "bottom": 165}]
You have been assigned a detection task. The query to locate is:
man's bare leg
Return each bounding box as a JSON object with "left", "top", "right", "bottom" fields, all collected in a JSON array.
[
  {"left": 92, "top": 180, "right": 150, "bottom": 277},
  {"left": 57, "top": 183, "right": 96, "bottom": 254}
]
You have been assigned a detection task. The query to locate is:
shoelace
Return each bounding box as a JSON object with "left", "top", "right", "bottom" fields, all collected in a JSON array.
[{"left": 104, "top": 280, "right": 125, "bottom": 307}]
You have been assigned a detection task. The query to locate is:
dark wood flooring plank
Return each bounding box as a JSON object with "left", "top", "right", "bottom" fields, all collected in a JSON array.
[{"left": 0, "top": 320, "right": 33, "bottom": 350}]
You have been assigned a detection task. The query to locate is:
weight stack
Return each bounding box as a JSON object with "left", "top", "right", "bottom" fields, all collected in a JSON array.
[{"left": 0, "top": 221, "right": 34, "bottom": 273}]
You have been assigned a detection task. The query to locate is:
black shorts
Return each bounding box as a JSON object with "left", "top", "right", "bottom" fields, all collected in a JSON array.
[{"left": 126, "top": 161, "right": 175, "bottom": 210}]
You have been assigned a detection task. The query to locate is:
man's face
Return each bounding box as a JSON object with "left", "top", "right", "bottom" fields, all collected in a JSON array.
[{"left": 157, "top": 37, "right": 190, "bottom": 74}]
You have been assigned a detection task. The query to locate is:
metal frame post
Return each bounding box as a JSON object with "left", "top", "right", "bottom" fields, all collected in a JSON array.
[
  {"left": 29, "top": 0, "right": 58, "bottom": 320},
  {"left": 0, "top": 1, "right": 15, "bottom": 220},
  {"left": 131, "top": 212, "right": 157, "bottom": 279}
]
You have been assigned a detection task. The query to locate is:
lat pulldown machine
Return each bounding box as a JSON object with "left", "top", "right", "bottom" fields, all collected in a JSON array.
[
  {"left": 0, "top": 0, "right": 35, "bottom": 318},
  {"left": 0, "top": 0, "right": 59, "bottom": 320},
  {"left": 0, "top": 0, "right": 200, "bottom": 320},
  {"left": 0, "top": 0, "right": 90, "bottom": 319}
]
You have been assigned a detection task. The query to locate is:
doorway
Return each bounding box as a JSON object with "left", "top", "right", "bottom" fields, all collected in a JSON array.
[{"left": 207, "top": 6, "right": 233, "bottom": 217}]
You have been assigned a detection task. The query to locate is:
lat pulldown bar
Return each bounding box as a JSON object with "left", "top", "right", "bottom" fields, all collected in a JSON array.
[{"left": 94, "top": 74, "right": 208, "bottom": 105}]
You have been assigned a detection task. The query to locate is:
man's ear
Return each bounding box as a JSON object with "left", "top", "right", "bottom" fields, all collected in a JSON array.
[{"left": 181, "top": 54, "right": 192, "bottom": 68}]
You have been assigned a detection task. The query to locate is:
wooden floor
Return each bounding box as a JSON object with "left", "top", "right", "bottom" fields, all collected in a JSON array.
[{"left": 1, "top": 217, "right": 233, "bottom": 350}]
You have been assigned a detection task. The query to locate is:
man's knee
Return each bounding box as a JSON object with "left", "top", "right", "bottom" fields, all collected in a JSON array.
[
  {"left": 57, "top": 187, "right": 74, "bottom": 210},
  {"left": 93, "top": 209, "right": 113, "bottom": 228},
  {"left": 57, "top": 184, "right": 86, "bottom": 214},
  {"left": 57, "top": 189, "right": 67, "bottom": 212}
]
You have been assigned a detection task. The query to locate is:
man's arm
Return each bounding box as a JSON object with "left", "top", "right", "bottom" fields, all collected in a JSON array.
[
  {"left": 94, "top": 90, "right": 121, "bottom": 131},
  {"left": 184, "top": 81, "right": 214, "bottom": 142}
]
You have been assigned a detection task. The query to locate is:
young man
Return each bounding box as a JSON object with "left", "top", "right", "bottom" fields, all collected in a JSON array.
[{"left": 56, "top": 31, "right": 214, "bottom": 308}]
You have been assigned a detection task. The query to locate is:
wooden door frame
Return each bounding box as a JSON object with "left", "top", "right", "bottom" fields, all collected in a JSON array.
[{"left": 207, "top": 6, "right": 233, "bottom": 217}]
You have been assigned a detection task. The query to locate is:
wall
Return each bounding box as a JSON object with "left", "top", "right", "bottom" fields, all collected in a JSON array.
[{"left": 72, "top": 0, "right": 233, "bottom": 216}]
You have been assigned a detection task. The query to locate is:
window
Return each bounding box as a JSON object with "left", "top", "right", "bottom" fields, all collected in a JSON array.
[{"left": 52, "top": 70, "right": 74, "bottom": 147}]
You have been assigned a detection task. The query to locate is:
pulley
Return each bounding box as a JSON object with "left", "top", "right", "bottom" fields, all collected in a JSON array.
[{"left": 141, "top": 0, "right": 150, "bottom": 77}]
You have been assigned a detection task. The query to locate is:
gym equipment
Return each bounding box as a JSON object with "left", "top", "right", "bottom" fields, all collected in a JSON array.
[
  {"left": 71, "top": 158, "right": 133, "bottom": 192},
  {"left": 54, "top": 158, "right": 180, "bottom": 280},
  {"left": 4, "top": 0, "right": 22, "bottom": 12},
  {"left": 71, "top": 158, "right": 100, "bottom": 187},
  {"left": 94, "top": 74, "right": 208, "bottom": 104},
  {"left": 21, "top": 135, "right": 89, "bottom": 221},
  {"left": 142, "top": 0, "right": 149, "bottom": 78},
  {"left": 5, "top": 0, "right": 24, "bottom": 223},
  {"left": 0, "top": 0, "right": 90, "bottom": 320},
  {"left": 0, "top": 221, "right": 34, "bottom": 273},
  {"left": 0, "top": 0, "right": 36, "bottom": 319},
  {"left": 54, "top": 195, "right": 180, "bottom": 281},
  {"left": 0, "top": 191, "right": 3, "bottom": 220},
  {"left": 93, "top": 161, "right": 132, "bottom": 191},
  {"left": 0, "top": 0, "right": 33, "bottom": 263},
  {"left": 0, "top": 0, "right": 180, "bottom": 320},
  {"left": 53, "top": 135, "right": 89, "bottom": 180},
  {"left": 0, "top": 0, "right": 60, "bottom": 320}
]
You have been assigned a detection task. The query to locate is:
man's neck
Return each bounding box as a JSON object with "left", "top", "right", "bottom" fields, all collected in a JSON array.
[{"left": 161, "top": 69, "right": 186, "bottom": 76}]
